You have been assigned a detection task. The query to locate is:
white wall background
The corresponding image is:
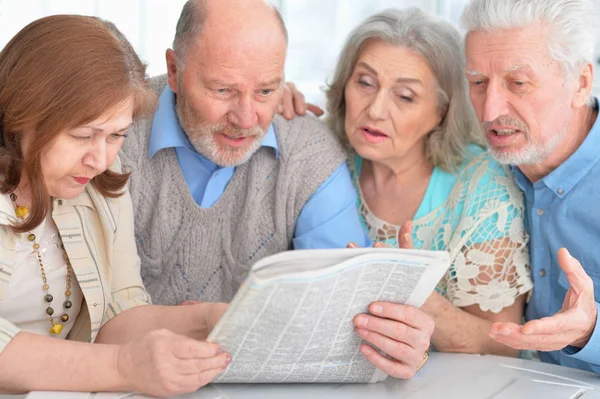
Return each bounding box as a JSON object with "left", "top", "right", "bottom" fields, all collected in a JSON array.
[{"left": 0, "top": 0, "right": 599, "bottom": 107}]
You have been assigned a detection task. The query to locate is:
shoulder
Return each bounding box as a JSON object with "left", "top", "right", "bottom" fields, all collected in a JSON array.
[
  {"left": 458, "top": 145, "right": 511, "bottom": 181},
  {"left": 452, "top": 147, "right": 523, "bottom": 210},
  {"left": 272, "top": 114, "right": 346, "bottom": 161},
  {"left": 121, "top": 74, "right": 168, "bottom": 169},
  {"left": 149, "top": 74, "right": 169, "bottom": 95}
]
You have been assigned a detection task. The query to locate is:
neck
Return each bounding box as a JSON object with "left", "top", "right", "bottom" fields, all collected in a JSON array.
[
  {"left": 365, "top": 146, "right": 433, "bottom": 190},
  {"left": 13, "top": 175, "right": 33, "bottom": 210},
  {"left": 519, "top": 104, "right": 598, "bottom": 182}
]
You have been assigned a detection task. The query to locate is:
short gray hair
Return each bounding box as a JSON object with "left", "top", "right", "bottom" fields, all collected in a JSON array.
[
  {"left": 325, "top": 7, "right": 484, "bottom": 172},
  {"left": 461, "top": 0, "right": 598, "bottom": 81},
  {"left": 172, "top": 0, "right": 289, "bottom": 67}
]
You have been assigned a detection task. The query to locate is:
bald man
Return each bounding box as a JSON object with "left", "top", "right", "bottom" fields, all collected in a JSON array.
[
  {"left": 120, "top": 0, "right": 369, "bottom": 305},
  {"left": 119, "top": 0, "right": 436, "bottom": 382}
]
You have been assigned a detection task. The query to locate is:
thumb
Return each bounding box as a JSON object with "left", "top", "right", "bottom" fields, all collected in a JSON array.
[
  {"left": 398, "top": 220, "right": 414, "bottom": 249},
  {"left": 558, "top": 248, "right": 592, "bottom": 296}
]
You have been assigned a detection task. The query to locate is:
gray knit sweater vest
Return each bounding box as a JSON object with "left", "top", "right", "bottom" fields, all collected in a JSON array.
[{"left": 120, "top": 75, "right": 347, "bottom": 305}]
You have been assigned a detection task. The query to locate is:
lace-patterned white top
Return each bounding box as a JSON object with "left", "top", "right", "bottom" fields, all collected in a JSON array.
[{"left": 349, "top": 146, "right": 533, "bottom": 313}]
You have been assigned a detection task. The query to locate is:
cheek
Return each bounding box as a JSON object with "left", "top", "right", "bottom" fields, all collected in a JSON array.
[
  {"left": 256, "top": 102, "right": 280, "bottom": 127},
  {"left": 202, "top": 101, "right": 229, "bottom": 124},
  {"left": 106, "top": 145, "right": 122, "bottom": 167},
  {"left": 468, "top": 92, "right": 485, "bottom": 120},
  {"left": 390, "top": 107, "right": 432, "bottom": 138},
  {"left": 343, "top": 91, "right": 363, "bottom": 127},
  {"left": 40, "top": 151, "right": 71, "bottom": 183},
  {"left": 185, "top": 96, "right": 224, "bottom": 125},
  {"left": 343, "top": 102, "right": 359, "bottom": 138}
]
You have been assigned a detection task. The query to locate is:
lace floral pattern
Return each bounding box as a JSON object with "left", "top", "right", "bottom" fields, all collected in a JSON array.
[{"left": 349, "top": 151, "right": 533, "bottom": 313}]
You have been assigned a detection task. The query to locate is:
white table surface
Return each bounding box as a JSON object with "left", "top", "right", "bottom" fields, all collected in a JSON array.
[{"left": 7, "top": 352, "right": 600, "bottom": 399}]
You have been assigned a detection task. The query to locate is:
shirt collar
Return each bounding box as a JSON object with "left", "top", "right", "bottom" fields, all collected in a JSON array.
[
  {"left": 148, "top": 86, "right": 279, "bottom": 160},
  {"left": 510, "top": 97, "right": 600, "bottom": 198}
]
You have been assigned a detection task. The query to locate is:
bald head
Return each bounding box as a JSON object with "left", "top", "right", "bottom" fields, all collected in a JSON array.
[
  {"left": 165, "top": 0, "right": 288, "bottom": 167},
  {"left": 173, "top": 0, "right": 288, "bottom": 64}
]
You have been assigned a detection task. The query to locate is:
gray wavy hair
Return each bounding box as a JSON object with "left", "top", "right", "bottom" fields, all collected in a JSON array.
[
  {"left": 461, "top": 0, "right": 598, "bottom": 105},
  {"left": 325, "top": 7, "right": 484, "bottom": 172}
]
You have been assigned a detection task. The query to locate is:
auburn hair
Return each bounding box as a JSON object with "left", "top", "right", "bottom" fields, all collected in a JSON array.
[{"left": 0, "top": 15, "right": 157, "bottom": 232}]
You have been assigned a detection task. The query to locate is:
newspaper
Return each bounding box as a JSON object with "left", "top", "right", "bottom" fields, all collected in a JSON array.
[{"left": 208, "top": 248, "right": 450, "bottom": 384}]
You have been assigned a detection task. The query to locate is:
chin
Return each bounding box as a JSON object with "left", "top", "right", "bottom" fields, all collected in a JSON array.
[
  {"left": 51, "top": 186, "right": 87, "bottom": 200},
  {"left": 353, "top": 144, "right": 386, "bottom": 163}
]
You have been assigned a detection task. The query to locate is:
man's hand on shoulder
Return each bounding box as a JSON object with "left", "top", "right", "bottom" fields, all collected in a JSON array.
[{"left": 278, "top": 82, "right": 324, "bottom": 120}]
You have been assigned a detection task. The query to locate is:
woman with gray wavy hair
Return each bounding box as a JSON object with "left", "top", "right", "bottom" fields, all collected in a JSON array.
[{"left": 326, "top": 8, "right": 533, "bottom": 356}]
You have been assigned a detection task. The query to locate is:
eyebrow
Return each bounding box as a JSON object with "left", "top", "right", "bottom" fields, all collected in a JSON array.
[
  {"left": 207, "top": 78, "right": 283, "bottom": 89},
  {"left": 208, "top": 79, "right": 236, "bottom": 88},
  {"left": 356, "top": 62, "right": 423, "bottom": 86},
  {"left": 258, "top": 78, "right": 283, "bottom": 88},
  {"left": 465, "top": 65, "right": 532, "bottom": 76},
  {"left": 83, "top": 122, "right": 133, "bottom": 132},
  {"left": 465, "top": 69, "right": 484, "bottom": 76}
]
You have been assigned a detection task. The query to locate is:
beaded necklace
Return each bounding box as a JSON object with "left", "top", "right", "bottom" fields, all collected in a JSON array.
[{"left": 9, "top": 192, "right": 73, "bottom": 335}]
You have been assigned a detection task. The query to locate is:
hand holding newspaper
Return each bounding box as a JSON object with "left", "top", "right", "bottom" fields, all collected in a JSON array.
[{"left": 208, "top": 247, "right": 450, "bottom": 384}]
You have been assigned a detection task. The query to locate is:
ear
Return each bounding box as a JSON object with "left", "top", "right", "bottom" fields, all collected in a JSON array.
[
  {"left": 166, "top": 49, "right": 180, "bottom": 94},
  {"left": 572, "top": 62, "right": 594, "bottom": 108}
]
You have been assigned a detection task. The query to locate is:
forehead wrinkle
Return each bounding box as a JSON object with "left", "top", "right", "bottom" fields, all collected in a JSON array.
[
  {"left": 503, "top": 65, "right": 528, "bottom": 73},
  {"left": 357, "top": 48, "right": 432, "bottom": 91}
]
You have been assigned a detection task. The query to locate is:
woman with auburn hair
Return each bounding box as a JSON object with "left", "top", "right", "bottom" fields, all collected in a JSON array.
[{"left": 0, "top": 15, "right": 230, "bottom": 396}]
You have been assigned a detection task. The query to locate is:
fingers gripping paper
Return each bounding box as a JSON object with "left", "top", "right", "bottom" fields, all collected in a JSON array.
[{"left": 208, "top": 248, "right": 450, "bottom": 383}]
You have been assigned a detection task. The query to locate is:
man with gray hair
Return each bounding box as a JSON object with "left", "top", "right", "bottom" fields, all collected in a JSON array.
[
  {"left": 461, "top": 0, "right": 600, "bottom": 372},
  {"left": 120, "top": 0, "right": 371, "bottom": 306}
]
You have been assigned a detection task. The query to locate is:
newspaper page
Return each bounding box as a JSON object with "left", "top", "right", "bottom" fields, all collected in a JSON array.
[{"left": 208, "top": 249, "right": 449, "bottom": 384}]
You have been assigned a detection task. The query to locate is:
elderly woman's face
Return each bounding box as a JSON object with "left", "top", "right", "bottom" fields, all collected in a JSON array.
[
  {"left": 36, "top": 98, "right": 134, "bottom": 200},
  {"left": 344, "top": 41, "right": 442, "bottom": 164}
]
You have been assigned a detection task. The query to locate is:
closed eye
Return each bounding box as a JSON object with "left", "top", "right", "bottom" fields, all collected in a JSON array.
[{"left": 110, "top": 133, "right": 128, "bottom": 140}]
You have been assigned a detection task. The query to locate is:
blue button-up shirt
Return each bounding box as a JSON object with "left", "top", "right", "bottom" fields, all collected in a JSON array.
[
  {"left": 512, "top": 99, "right": 600, "bottom": 373},
  {"left": 149, "top": 86, "right": 371, "bottom": 250}
]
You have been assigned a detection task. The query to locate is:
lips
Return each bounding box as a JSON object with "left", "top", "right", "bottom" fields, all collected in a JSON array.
[
  {"left": 486, "top": 127, "right": 524, "bottom": 148},
  {"left": 361, "top": 126, "right": 389, "bottom": 144},
  {"left": 488, "top": 126, "right": 522, "bottom": 137},
  {"left": 217, "top": 132, "right": 255, "bottom": 148},
  {"left": 73, "top": 177, "right": 90, "bottom": 185}
]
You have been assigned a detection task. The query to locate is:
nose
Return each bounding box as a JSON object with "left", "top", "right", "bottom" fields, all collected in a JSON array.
[
  {"left": 482, "top": 81, "right": 510, "bottom": 123},
  {"left": 367, "top": 90, "right": 390, "bottom": 121},
  {"left": 83, "top": 141, "right": 107, "bottom": 172},
  {"left": 228, "top": 95, "right": 259, "bottom": 129}
]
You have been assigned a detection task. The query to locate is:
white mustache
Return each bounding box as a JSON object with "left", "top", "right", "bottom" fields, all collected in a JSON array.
[
  {"left": 483, "top": 116, "right": 529, "bottom": 133},
  {"left": 208, "top": 124, "right": 265, "bottom": 138}
]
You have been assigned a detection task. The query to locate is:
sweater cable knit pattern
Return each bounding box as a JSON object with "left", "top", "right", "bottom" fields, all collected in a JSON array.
[{"left": 120, "top": 75, "right": 347, "bottom": 304}]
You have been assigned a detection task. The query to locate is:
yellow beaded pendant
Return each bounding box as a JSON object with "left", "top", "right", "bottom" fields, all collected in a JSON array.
[
  {"left": 15, "top": 205, "right": 28, "bottom": 219},
  {"left": 50, "top": 323, "right": 63, "bottom": 335}
]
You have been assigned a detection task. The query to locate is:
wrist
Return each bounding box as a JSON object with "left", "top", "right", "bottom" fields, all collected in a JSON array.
[
  {"left": 421, "top": 291, "right": 446, "bottom": 318},
  {"left": 113, "top": 343, "right": 133, "bottom": 392},
  {"left": 187, "top": 302, "right": 213, "bottom": 340},
  {"left": 572, "top": 306, "right": 598, "bottom": 349}
]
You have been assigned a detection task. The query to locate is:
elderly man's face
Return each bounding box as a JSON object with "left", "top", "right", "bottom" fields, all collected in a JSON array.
[
  {"left": 170, "top": 29, "right": 286, "bottom": 167},
  {"left": 465, "top": 25, "right": 575, "bottom": 165}
]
